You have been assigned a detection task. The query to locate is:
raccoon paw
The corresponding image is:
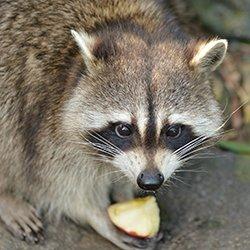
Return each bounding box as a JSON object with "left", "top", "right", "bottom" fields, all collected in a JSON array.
[
  {"left": 0, "top": 195, "right": 44, "bottom": 244},
  {"left": 122, "top": 231, "right": 164, "bottom": 249}
]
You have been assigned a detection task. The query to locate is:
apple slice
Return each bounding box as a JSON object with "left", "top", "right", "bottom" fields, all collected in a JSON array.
[{"left": 108, "top": 196, "right": 160, "bottom": 238}]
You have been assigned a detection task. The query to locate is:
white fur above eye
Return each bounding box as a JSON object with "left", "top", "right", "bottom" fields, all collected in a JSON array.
[
  {"left": 85, "top": 110, "right": 132, "bottom": 129},
  {"left": 168, "top": 112, "right": 222, "bottom": 138},
  {"left": 190, "top": 39, "right": 228, "bottom": 72}
]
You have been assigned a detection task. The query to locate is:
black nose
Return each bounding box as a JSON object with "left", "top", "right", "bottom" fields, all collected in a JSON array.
[{"left": 137, "top": 169, "right": 164, "bottom": 191}]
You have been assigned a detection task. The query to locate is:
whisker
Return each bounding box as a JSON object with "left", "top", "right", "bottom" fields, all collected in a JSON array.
[
  {"left": 171, "top": 175, "right": 191, "bottom": 187},
  {"left": 85, "top": 130, "right": 122, "bottom": 155},
  {"left": 215, "top": 100, "right": 249, "bottom": 132},
  {"left": 180, "top": 153, "right": 228, "bottom": 162},
  {"left": 221, "top": 98, "right": 229, "bottom": 114},
  {"left": 96, "top": 169, "right": 125, "bottom": 181},
  {"left": 173, "top": 135, "right": 205, "bottom": 155},
  {"left": 176, "top": 137, "right": 207, "bottom": 157},
  {"left": 176, "top": 168, "right": 207, "bottom": 174},
  {"left": 90, "top": 131, "right": 125, "bottom": 155},
  {"left": 178, "top": 143, "right": 215, "bottom": 161},
  {"left": 177, "top": 129, "right": 233, "bottom": 159},
  {"left": 111, "top": 173, "right": 128, "bottom": 184},
  {"left": 178, "top": 133, "right": 227, "bottom": 160},
  {"left": 77, "top": 133, "right": 118, "bottom": 157},
  {"left": 67, "top": 141, "right": 115, "bottom": 160}
]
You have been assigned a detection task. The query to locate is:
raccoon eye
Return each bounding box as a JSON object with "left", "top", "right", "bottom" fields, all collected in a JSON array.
[
  {"left": 166, "top": 124, "right": 182, "bottom": 138},
  {"left": 115, "top": 123, "right": 133, "bottom": 138}
]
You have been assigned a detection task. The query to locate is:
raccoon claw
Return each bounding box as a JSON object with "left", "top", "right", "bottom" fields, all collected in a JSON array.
[
  {"left": 0, "top": 196, "right": 44, "bottom": 244},
  {"left": 9, "top": 210, "right": 44, "bottom": 244},
  {"left": 123, "top": 231, "right": 163, "bottom": 249},
  {"left": 6, "top": 210, "right": 44, "bottom": 244},
  {"left": 24, "top": 229, "right": 44, "bottom": 244}
]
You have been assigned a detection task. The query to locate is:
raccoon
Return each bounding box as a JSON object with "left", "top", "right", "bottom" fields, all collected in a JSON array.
[{"left": 0, "top": 0, "right": 227, "bottom": 249}]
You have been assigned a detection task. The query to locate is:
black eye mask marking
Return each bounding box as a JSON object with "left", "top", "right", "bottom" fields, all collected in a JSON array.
[
  {"left": 86, "top": 123, "right": 136, "bottom": 157},
  {"left": 85, "top": 122, "right": 205, "bottom": 160},
  {"left": 161, "top": 124, "right": 199, "bottom": 156}
]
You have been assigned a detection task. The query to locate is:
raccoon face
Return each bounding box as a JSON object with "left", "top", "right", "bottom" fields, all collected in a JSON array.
[{"left": 64, "top": 28, "right": 227, "bottom": 190}]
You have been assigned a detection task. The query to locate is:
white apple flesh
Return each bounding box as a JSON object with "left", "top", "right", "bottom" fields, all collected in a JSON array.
[{"left": 108, "top": 196, "right": 160, "bottom": 238}]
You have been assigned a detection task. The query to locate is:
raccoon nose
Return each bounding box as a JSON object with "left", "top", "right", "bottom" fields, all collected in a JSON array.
[{"left": 137, "top": 169, "right": 164, "bottom": 191}]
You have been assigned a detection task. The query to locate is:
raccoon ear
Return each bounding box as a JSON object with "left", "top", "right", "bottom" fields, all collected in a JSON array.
[
  {"left": 71, "top": 29, "right": 115, "bottom": 66},
  {"left": 71, "top": 30, "right": 95, "bottom": 61},
  {"left": 189, "top": 39, "right": 228, "bottom": 72}
]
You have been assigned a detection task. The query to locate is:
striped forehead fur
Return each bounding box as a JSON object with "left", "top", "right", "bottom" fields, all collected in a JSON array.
[{"left": 143, "top": 84, "right": 157, "bottom": 149}]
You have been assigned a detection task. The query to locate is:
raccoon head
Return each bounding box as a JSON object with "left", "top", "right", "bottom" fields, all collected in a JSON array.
[{"left": 64, "top": 27, "right": 227, "bottom": 191}]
